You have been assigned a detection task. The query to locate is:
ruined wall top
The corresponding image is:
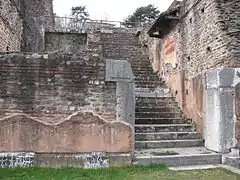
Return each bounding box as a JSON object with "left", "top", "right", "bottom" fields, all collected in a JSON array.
[{"left": 0, "top": 0, "right": 54, "bottom": 52}]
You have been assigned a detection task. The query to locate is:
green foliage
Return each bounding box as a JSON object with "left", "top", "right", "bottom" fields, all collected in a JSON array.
[
  {"left": 71, "top": 6, "right": 89, "bottom": 20},
  {"left": 123, "top": 4, "right": 160, "bottom": 27}
]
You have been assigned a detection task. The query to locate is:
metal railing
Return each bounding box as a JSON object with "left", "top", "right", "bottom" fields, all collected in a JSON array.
[{"left": 46, "top": 16, "right": 145, "bottom": 33}]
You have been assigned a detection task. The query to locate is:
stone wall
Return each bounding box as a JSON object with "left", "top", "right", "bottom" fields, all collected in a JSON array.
[
  {"left": 144, "top": 0, "right": 240, "bottom": 136},
  {"left": 0, "top": 0, "right": 23, "bottom": 52},
  {"left": 0, "top": 51, "right": 134, "bottom": 157},
  {"left": 0, "top": 52, "right": 115, "bottom": 122},
  {"left": 0, "top": 113, "right": 132, "bottom": 153},
  {"left": 216, "top": 0, "right": 240, "bottom": 66},
  {"left": 45, "top": 32, "right": 87, "bottom": 53}
]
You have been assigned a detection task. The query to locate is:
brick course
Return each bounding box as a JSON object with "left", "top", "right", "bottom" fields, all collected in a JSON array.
[{"left": 0, "top": 52, "right": 116, "bottom": 123}]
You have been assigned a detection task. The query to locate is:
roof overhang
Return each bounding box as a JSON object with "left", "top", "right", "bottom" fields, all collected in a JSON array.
[{"left": 147, "top": 7, "right": 180, "bottom": 38}]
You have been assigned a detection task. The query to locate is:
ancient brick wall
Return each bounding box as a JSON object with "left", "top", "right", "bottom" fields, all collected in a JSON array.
[
  {"left": 0, "top": 0, "right": 23, "bottom": 52},
  {"left": 0, "top": 52, "right": 135, "bottom": 155},
  {"left": 45, "top": 32, "right": 88, "bottom": 53},
  {"left": 144, "top": 0, "right": 240, "bottom": 135},
  {"left": 216, "top": 0, "right": 240, "bottom": 66},
  {"left": 0, "top": 52, "right": 116, "bottom": 123}
]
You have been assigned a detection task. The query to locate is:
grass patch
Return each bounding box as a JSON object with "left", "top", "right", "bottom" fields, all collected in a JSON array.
[{"left": 0, "top": 165, "right": 240, "bottom": 180}]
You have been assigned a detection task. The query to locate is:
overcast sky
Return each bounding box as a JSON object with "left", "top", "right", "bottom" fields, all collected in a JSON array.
[{"left": 53, "top": 0, "right": 175, "bottom": 21}]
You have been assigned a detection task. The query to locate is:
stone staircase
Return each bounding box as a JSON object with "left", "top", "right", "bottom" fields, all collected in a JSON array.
[
  {"left": 135, "top": 96, "right": 203, "bottom": 149},
  {"left": 100, "top": 28, "right": 221, "bottom": 167}
]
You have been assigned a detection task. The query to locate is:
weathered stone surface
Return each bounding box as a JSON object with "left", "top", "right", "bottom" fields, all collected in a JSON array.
[
  {"left": 0, "top": 0, "right": 23, "bottom": 52},
  {"left": 0, "top": 52, "right": 116, "bottom": 122},
  {"left": 45, "top": 32, "right": 87, "bottom": 53},
  {"left": 0, "top": 152, "right": 132, "bottom": 168},
  {"left": 105, "top": 59, "right": 134, "bottom": 82},
  {"left": 36, "top": 152, "right": 109, "bottom": 168},
  {"left": 21, "top": 0, "right": 54, "bottom": 52},
  {"left": 116, "top": 82, "right": 135, "bottom": 126},
  {"left": 0, "top": 0, "right": 54, "bottom": 52},
  {"left": 204, "top": 68, "right": 240, "bottom": 152},
  {"left": 0, "top": 112, "right": 133, "bottom": 153}
]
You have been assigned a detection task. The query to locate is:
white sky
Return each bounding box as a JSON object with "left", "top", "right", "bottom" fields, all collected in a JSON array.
[{"left": 53, "top": 0, "right": 175, "bottom": 21}]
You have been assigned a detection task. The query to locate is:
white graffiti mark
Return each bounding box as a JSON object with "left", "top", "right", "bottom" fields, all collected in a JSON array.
[
  {"left": 0, "top": 153, "right": 35, "bottom": 168},
  {"left": 74, "top": 152, "right": 109, "bottom": 169}
]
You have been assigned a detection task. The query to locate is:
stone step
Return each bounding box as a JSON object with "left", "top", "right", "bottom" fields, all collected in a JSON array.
[
  {"left": 134, "top": 78, "right": 160, "bottom": 82},
  {"left": 135, "top": 139, "right": 204, "bottom": 149},
  {"left": 135, "top": 118, "right": 186, "bottom": 124},
  {"left": 134, "top": 81, "right": 161, "bottom": 85},
  {"left": 135, "top": 105, "right": 178, "bottom": 109},
  {"left": 135, "top": 112, "right": 182, "bottom": 118},
  {"left": 169, "top": 165, "right": 218, "bottom": 171},
  {"left": 134, "top": 154, "right": 221, "bottom": 167},
  {"left": 135, "top": 124, "right": 196, "bottom": 133},
  {"left": 135, "top": 82, "right": 161, "bottom": 86},
  {"left": 135, "top": 132, "right": 201, "bottom": 141},
  {"left": 131, "top": 63, "right": 153, "bottom": 67},
  {"left": 135, "top": 92, "right": 172, "bottom": 98},
  {"left": 133, "top": 70, "right": 158, "bottom": 73},
  {"left": 136, "top": 96, "right": 175, "bottom": 100},
  {"left": 136, "top": 107, "right": 180, "bottom": 112},
  {"left": 135, "top": 85, "right": 160, "bottom": 88},
  {"left": 135, "top": 103, "right": 178, "bottom": 108},
  {"left": 134, "top": 75, "right": 159, "bottom": 79}
]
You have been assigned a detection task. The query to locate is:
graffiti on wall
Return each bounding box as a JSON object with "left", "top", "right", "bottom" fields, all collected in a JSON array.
[
  {"left": 0, "top": 153, "right": 35, "bottom": 168},
  {"left": 75, "top": 152, "right": 109, "bottom": 169}
]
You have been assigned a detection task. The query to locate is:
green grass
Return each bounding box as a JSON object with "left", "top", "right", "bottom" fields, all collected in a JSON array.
[{"left": 0, "top": 165, "right": 240, "bottom": 180}]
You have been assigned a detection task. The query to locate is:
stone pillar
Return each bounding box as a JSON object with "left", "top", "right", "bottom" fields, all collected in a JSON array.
[
  {"left": 105, "top": 59, "right": 135, "bottom": 152},
  {"left": 204, "top": 68, "right": 240, "bottom": 152}
]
